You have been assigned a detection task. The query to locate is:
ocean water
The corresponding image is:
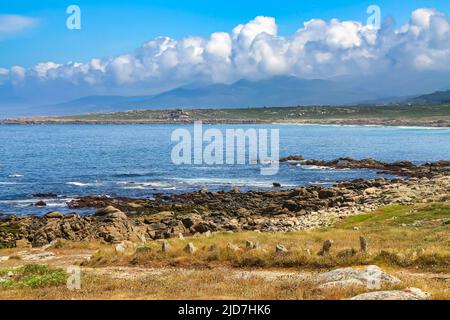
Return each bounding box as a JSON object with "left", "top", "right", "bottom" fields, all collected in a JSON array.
[{"left": 0, "top": 124, "right": 449, "bottom": 215}]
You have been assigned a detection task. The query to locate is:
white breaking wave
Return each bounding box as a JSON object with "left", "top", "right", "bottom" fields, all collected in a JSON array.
[
  {"left": 122, "top": 185, "right": 177, "bottom": 190},
  {"left": 299, "top": 165, "right": 350, "bottom": 171},
  {"left": 299, "top": 165, "right": 334, "bottom": 170},
  {"left": 0, "top": 199, "right": 34, "bottom": 204},
  {"left": 172, "top": 178, "right": 296, "bottom": 188},
  {"left": 66, "top": 181, "right": 103, "bottom": 187},
  {"left": 117, "top": 178, "right": 297, "bottom": 189},
  {"left": 310, "top": 181, "right": 335, "bottom": 185},
  {"left": 116, "top": 178, "right": 297, "bottom": 189},
  {"left": 117, "top": 181, "right": 176, "bottom": 190},
  {"left": 397, "top": 126, "right": 450, "bottom": 130},
  {"left": 8, "top": 174, "right": 24, "bottom": 178},
  {"left": 0, "top": 197, "right": 73, "bottom": 208}
]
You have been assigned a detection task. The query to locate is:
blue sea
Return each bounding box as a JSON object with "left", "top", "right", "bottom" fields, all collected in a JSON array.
[{"left": 1, "top": 124, "right": 449, "bottom": 215}]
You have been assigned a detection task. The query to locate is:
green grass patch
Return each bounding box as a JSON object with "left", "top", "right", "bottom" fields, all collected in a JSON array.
[
  {"left": 0, "top": 223, "right": 20, "bottom": 235},
  {"left": 0, "top": 264, "right": 68, "bottom": 289},
  {"left": 339, "top": 203, "right": 450, "bottom": 229},
  {"left": 0, "top": 242, "right": 15, "bottom": 249}
]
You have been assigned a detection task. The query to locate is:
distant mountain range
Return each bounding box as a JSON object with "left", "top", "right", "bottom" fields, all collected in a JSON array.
[
  {"left": 405, "top": 90, "right": 450, "bottom": 105},
  {"left": 12, "top": 76, "right": 390, "bottom": 116},
  {"left": 3, "top": 74, "right": 450, "bottom": 117}
]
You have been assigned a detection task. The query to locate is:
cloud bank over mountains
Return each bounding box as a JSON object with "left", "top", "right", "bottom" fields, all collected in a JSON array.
[{"left": 1, "top": 8, "right": 450, "bottom": 106}]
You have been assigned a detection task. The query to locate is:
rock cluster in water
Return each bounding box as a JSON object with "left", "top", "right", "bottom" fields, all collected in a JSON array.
[{"left": 281, "top": 156, "right": 450, "bottom": 178}]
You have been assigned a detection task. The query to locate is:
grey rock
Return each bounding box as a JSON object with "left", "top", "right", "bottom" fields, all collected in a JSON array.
[
  {"left": 227, "top": 243, "right": 240, "bottom": 251},
  {"left": 318, "top": 240, "right": 333, "bottom": 256},
  {"left": 95, "top": 206, "right": 122, "bottom": 216},
  {"left": 161, "top": 240, "right": 170, "bottom": 253},
  {"left": 19, "top": 251, "right": 56, "bottom": 261},
  {"left": 360, "top": 236, "right": 368, "bottom": 253},
  {"left": 184, "top": 243, "right": 197, "bottom": 254},
  {"left": 350, "top": 288, "right": 430, "bottom": 300},
  {"left": 276, "top": 244, "right": 288, "bottom": 253},
  {"left": 230, "top": 187, "right": 240, "bottom": 193},
  {"left": 41, "top": 239, "right": 58, "bottom": 250},
  {"left": 115, "top": 243, "right": 126, "bottom": 253},
  {"left": 318, "top": 278, "right": 365, "bottom": 290},
  {"left": 337, "top": 248, "right": 357, "bottom": 258},
  {"left": 34, "top": 201, "right": 47, "bottom": 207},
  {"left": 317, "top": 265, "right": 401, "bottom": 289},
  {"left": 44, "top": 211, "right": 63, "bottom": 219}
]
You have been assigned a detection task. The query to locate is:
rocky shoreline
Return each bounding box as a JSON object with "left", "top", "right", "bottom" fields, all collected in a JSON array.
[
  {"left": 1, "top": 157, "right": 449, "bottom": 247},
  {"left": 280, "top": 156, "right": 450, "bottom": 178}
]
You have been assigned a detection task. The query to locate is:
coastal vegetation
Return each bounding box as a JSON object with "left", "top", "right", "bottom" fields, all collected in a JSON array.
[
  {"left": 0, "top": 157, "right": 448, "bottom": 300},
  {"left": 2, "top": 104, "right": 450, "bottom": 126},
  {"left": 0, "top": 264, "right": 67, "bottom": 289},
  {"left": 84, "top": 202, "right": 450, "bottom": 271},
  {"left": 0, "top": 202, "right": 448, "bottom": 299}
]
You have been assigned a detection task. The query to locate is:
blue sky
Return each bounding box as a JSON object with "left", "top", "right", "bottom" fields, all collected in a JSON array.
[{"left": 2, "top": 0, "right": 450, "bottom": 68}]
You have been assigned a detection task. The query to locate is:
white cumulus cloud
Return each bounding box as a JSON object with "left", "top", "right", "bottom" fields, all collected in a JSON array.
[{"left": 1, "top": 8, "right": 450, "bottom": 99}]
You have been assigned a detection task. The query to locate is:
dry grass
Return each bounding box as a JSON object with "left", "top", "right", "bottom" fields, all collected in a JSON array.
[
  {"left": 1, "top": 265, "right": 447, "bottom": 300},
  {"left": 85, "top": 203, "right": 450, "bottom": 272},
  {"left": 0, "top": 267, "right": 412, "bottom": 300},
  {"left": 0, "top": 202, "right": 448, "bottom": 300}
]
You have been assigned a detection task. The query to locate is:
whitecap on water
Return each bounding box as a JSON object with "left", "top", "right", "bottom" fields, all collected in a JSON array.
[
  {"left": 0, "top": 197, "right": 73, "bottom": 208},
  {"left": 299, "top": 165, "right": 333, "bottom": 170},
  {"left": 66, "top": 181, "right": 103, "bottom": 187},
  {"left": 171, "top": 178, "right": 296, "bottom": 188},
  {"left": 299, "top": 165, "right": 350, "bottom": 171},
  {"left": 7, "top": 174, "right": 24, "bottom": 178},
  {"left": 117, "top": 181, "right": 176, "bottom": 190},
  {"left": 397, "top": 126, "right": 450, "bottom": 130},
  {"left": 310, "top": 181, "right": 335, "bottom": 185}
]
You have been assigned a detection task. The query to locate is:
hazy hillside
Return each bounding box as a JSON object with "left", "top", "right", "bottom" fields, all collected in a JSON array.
[
  {"left": 407, "top": 90, "right": 450, "bottom": 105},
  {"left": 4, "top": 73, "right": 450, "bottom": 117},
  {"left": 23, "top": 76, "right": 383, "bottom": 116},
  {"left": 126, "top": 76, "right": 378, "bottom": 108}
]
